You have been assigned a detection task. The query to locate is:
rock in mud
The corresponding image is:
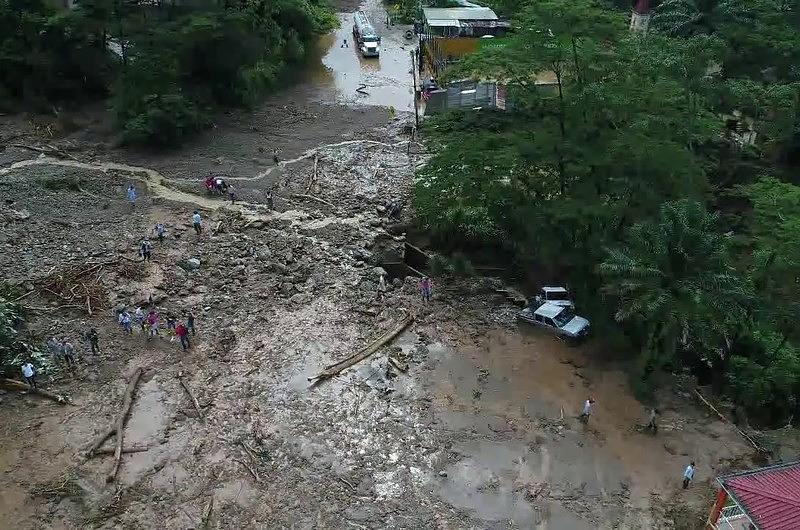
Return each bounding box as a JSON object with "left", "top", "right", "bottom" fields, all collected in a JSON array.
[{"left": 178, "top": 258, "right": 202, "bottom": 271}]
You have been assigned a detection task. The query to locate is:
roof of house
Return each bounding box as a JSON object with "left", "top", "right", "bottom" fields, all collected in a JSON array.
[
  {"left": 720, "top": 461, "right": 800, "bottom": 530},
  {"left": 422, "top": 7, "right": 498, "bottom": 23},
  {"left": 542, "top": 286, "right": 568, "bottom": 294},
  {"left": 533, "top": 302, "right": 565, "bottom": 319}
]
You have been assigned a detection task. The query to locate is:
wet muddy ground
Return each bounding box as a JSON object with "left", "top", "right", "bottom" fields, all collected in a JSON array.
[{"left": 0, "top": 2, "right": 765, "bottom": 528}]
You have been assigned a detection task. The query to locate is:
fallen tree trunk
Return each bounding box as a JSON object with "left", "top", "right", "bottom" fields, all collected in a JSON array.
[
  {"left": 106, "top": 368, "right": 143, "bottom": 482},
  {"left": 1, "top": 378, "right": 69, "bottom": 404},
  {"left": 292, "top": 193, "right": 335, "bottom": 208},
  {"left": 93, "top": 445, "right": 149, "bottom": 455},
  {"left": 177, "top": 372, "right": 204, "bottom": 420},
  {"left": 309, "top": 312, "right": 414, "bottom": 382},
  {"left": 693, "top": 388, "right": 766, "bottom": 453}
]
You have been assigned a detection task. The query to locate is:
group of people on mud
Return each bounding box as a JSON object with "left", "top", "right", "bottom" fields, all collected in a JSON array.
[
  {"left": 375, "top": 274, "right": 434, "bottom": 303},
  {"left": 578, "top": 397, "right": 697, "bottom": 488},
  {"left": 138, "top": 211, "right": 205, "bottom": 261},
  {"left": 116, "top": 305, "right": 196, "bottom": 351}
]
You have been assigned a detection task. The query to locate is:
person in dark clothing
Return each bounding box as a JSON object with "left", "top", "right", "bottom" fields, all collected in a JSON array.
[
  {"left": 272, "top": 149, "right": 280, "bottom": 165},
  {"left": 87, "top": 328, "right": 100, "bottom": 354},
  {"left": 187, "top": 312, "right": 196, "bottom": 335},
  {"left": 266, "top": 191, "right": 274, "bottom": 210},
  {"left": 140, "top": 239, "right": 152, "bottom": 261}
]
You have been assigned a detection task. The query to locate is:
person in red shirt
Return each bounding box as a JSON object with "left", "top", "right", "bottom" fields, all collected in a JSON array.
[{"left": 176, "top": 323, "right": 190, "bottom": 350}]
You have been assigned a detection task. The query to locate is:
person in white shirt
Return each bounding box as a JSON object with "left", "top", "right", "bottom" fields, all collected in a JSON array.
[
  {"left": 376, "top": 273, "right": 387, "bottom": 301},
  {"left": 21, "top": 361, "right": 37, "bottom": 388},
  {"left": 683, "top": 461, "right": 695, "bottom": 489},
  {"left": 192, "top": 211, "right": 202, "bottom": 235},
  {"left": 579, "top": 397, "right": 595, "bottom": 424}
]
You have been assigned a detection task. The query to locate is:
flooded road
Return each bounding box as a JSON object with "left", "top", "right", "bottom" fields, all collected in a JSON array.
[{"left": 306, "top": 0, "right": 416, "bottom": 111}]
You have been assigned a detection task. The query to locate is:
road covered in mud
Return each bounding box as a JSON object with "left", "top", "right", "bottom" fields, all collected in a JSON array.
[{"left": 0, "top": 3, "right": 758, "bottom": 529}]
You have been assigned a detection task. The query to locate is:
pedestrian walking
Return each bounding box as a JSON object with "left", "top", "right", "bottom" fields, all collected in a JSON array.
[
  {"left": 646, "top": 407, "right": 658, "bottom": 435},
  {"left": 682, "top": 462, "right": 696, "bottom": 489},
  {"left": 154, "top": 223, "right": 166, "bottom": 243},
  {"left": 579, "top": 397, "right": 595, "bottom": 424},
  {"left": 135, "top": 307, "right": 146, "bottom": 332},
  {"left": 140, "top": 238, "right": 152, "bottom": 261},
  {"left": 87, "top": 327, "right": 100, "bottom": 354},
  {"left": 266, "top": 190, "right": 274, "bottom": 210},
  {"left": 192, "top": 211, "right": 202, "bottom": 235},
  {"left": 21, "top": 360, "right": 37, "bottom": 388},
  {"left": 126, "top": 185, "right": 137, "bottom": 209},
  {"left": 61, "top": 339, "right": 76, "bottom": 368},
  {"left": 187, "top": 311, "right": 196, "bottom": 335},
  {"left": 147, "top": 310, "right": 160, "bottom": 339},
  {"left": 176, "top": 322, "right": 190, "bottom": 350},
  {"left": 46, "top": 336, "right": 60, "bottom": 363},
  {"left": 376, "top": 273, "right": 387, "bottom": 302},
  {"left": 119, "top": 310, "right": 133, "bottom": 334},
  {"left": 420, "top": 276, "right": 433, "bottom": 302}
]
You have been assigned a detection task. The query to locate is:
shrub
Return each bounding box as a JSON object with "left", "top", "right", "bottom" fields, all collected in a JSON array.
[{"left": 120, "top": 93, "right": 206, "bottom": 147}]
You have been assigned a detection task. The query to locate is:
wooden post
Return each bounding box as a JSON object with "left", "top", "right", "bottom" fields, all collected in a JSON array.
[{"left": 411, "top": 49, "right": 420, "bottom": 129}]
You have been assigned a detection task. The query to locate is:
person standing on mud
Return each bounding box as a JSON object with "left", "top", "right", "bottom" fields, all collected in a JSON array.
[
  {"left": 154, "top": 223, "right": 166, "bottom": 243},
  {"left": 420, "top": 277, "right": 433, "bottom": 302},
  {"left": 192, "top": 211, "right": 202, "bottom": 235},
  {"left": 579, "top": 397, "right": 595, "bottom": 423},
  {"left": 187, "top": 311, "right": 196, "bottom": 336},
  {"left": 682, "top": 462, "right": 695, "bottom": 489},
  {"left": 86, "top": 327, "right": 100, "bottom": 355},
  {"left": 61, "top": 338, "right": 76, "bottom": 368},
  {"left": 646, "top": 407, "right": 658, "bottom": 434},
  {"left": 273, "top": 149, "right": 280, "bottom": 165},
  {"left": 135, "top": 307, "right": 146, "bottom": 332},
  {"left": 126, "top": 185, "right": 137, "bottom": 210},
  {"left": 140, "top": 238, "right": 152, "bottom": 262},
  {"left": 146, "top": 309, "right": 160, "bottom": 339},
  {"left": 228, "top": 184, "right": 236, "bottom": 205},
  {"left": 21, "top": 360, "right": 37, "bottom": 388},
  {"left": 376, "top": 273, "right": 388, "bottom": 302},
  {"left": 176, "top": 322, "right": 190, "bottom": 350},
  {"left": 47, "top": 336, "right": 60, "bottom": 363},
  {"left": 266, "top": 190, "right": 274, "bottom": 210},
  {"left": 119, "top": 310, "right": 133, "bottom": 334}
]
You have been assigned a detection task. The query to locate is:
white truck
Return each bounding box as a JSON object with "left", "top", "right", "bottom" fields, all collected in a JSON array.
[
  {"left": 532, "top": 286, "right": 574, "bottom": 308},
  {"left": 352, "top": 11, "right": 380, "bottom": 57},
  {"left": 517, "top": 302, "right": 590, "bottom": 340}
]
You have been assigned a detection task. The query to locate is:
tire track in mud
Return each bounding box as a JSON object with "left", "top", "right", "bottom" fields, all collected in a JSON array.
[{"left": 0, "top": 139, "right": 406, "bottom": 225}]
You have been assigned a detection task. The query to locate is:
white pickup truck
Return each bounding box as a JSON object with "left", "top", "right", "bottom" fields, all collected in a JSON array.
[{"left": 517, "top": 302, "right": 590, "bottom": 340}]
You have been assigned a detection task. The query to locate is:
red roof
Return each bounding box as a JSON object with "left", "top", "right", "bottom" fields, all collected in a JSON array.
[
  {"left": 632, "top": 0, "right": 651, "bottom": 15},
  {"left": 721, "top": 461, "right": 800, "bottom": 530}
]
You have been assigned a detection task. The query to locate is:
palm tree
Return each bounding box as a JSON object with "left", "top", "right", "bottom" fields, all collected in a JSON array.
[
  {"left": 650, "top": 0, "right": 735, "bottom": 36},
  {"left": 598, "top": 200, "right": 751, "bottom": 375}
]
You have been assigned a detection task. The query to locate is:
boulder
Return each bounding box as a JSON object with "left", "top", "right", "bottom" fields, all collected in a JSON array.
[{"left": 178, "top": 258, "right": 202, "bottom": 271}]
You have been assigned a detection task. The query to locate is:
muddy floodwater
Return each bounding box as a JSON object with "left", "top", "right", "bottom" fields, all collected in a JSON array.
[{"left": 307, "top": 0, "right": 416, "bottom": 111}]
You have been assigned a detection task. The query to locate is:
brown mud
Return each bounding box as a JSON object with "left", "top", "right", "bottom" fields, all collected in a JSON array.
[{"left": 0, "top": 2, "right": 765, "bottom": 528}]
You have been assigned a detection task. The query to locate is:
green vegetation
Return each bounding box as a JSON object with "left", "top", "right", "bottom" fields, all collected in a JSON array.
[
  {"left": 416, "top": 0, "right": 800, "bottom": 426},
  {"left": 0, "top": 0, "right": 337, "bottom": 145}
]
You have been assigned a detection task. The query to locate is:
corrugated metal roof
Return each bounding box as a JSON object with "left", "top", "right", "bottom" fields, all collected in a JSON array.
[
  {"left": 721, "top": 461, "right": 800, "bottom": 530},
  {"left": 422, "top": 7, "right": 498, "bottom": 22}
]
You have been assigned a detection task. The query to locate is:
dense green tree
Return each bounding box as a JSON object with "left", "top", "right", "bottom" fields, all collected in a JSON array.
[{"left": 598, "top": 200, "right": 751, "bottom": 377}]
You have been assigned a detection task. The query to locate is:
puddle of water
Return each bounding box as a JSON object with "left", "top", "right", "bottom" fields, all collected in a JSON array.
[{"left": 307, "top": 0, "right": 416, "bottom": 111}]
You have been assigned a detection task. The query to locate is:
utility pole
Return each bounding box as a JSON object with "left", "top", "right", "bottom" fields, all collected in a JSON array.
[{"left": 411, "top": 49, "right": 419, "bottom": 129}]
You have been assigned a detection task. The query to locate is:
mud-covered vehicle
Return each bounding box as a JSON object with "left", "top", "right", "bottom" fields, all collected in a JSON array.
[
  {"left": 517, "top": 302, "right": 590, "bottom": 340},
  {"left": 532, "top": 286, "right": 574, "bottom": 308}
]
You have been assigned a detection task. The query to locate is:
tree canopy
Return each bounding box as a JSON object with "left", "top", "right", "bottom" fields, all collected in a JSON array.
[{"left": 417, "top": 0, "right": 800, "bottom": 426}]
